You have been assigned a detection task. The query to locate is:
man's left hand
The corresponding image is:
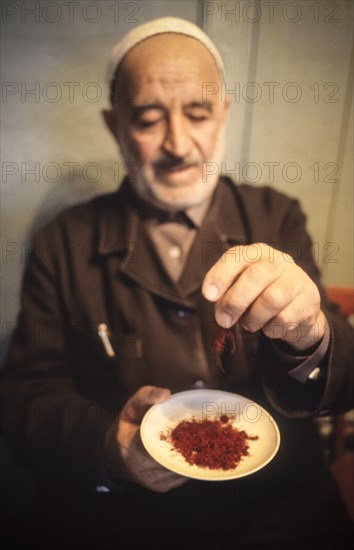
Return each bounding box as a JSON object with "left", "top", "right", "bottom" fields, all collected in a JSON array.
[{"left": 202, "top": 243, "right": 328, "bottom": 352}]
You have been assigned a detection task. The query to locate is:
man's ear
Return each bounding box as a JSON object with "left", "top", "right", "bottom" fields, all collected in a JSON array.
[{"left": 102, "top": 108, "right": 119, "bottom": 143}]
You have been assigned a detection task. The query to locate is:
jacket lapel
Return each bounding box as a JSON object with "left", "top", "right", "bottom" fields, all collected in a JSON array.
[
  {"left": 95, "top": 178, "right": 250, "bottom": 304},
  {"left": 178, "top": 178, "right": 250, "bottom": 298},
  {"left": 95, "top": 180, "right": 190, "bottom": 305}
]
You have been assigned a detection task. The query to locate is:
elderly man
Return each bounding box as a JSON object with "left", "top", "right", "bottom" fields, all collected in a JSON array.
[{"left": 1, "top": 17, "right": 353, "bottom": 550}]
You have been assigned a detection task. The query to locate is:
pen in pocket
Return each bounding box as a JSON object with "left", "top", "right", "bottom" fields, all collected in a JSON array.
[{"left": 98, "top": 323, "right": 115, "bottom": 357}]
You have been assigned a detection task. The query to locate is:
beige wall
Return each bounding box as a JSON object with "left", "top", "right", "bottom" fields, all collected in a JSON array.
[
  {"left": 205, "top": 0, "right": 353, "bottom": 284},
  {"left": 1, "top": 0, "right": 199, "bottom": 357},
  {"left": 1, "top": 0, "right": 353, "bottom": 358}
]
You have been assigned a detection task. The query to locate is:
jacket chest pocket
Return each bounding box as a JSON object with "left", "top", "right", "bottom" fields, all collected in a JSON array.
[{"left": 70, "top": 322, "right": 144, "bottom": 394}]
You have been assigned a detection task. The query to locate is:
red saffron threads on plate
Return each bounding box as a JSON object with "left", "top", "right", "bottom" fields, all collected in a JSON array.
[
  {"left": 213, "top": 325, "right": 237, "bottom": 372},
  {"left": 161, "top": 415, "right": 258, "bottom": 471}
]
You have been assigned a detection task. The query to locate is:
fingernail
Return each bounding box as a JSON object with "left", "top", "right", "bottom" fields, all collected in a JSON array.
[
  {"left": 204, "top": 284, "right": 220, "bottom": 301},
  {"left": 215, "top": 311, "right": 233, "bottom": 328}
]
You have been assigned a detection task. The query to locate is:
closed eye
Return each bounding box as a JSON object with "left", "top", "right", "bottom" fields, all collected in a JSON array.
[
  {"left": 188, "top": 113, "right": 209, "bottom": 122},
  {"left": 184, "top": 103, "right": 212, "bottom": 122},
  {"left": 137, "top": 118, "right": 161, "bottom": 128},
  {"left": 133, "top": 105, "right": 165, "bottom": 128}
]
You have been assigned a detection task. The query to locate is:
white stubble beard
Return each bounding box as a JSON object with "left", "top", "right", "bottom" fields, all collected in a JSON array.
[{"left": 119, "top": 124, "right": 227, "bottom": 211}]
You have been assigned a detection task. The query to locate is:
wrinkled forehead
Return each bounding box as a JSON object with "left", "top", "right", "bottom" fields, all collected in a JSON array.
[
  {"left": 108, "top": 16, "right": 225, "bottom": 103},
  {"left": 112, "top": 34, "right": 221, "bottom": 104}
]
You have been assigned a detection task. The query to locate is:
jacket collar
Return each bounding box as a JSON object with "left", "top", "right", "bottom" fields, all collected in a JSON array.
[
  {"left": 177, "top": 178, "right": 250, "bottom": 299},
  {"left": 95, "top": 177, "right": 250, "bottom": 303},
  {"left": 96, "top": 177, "right": 249, "bottom": 257},
  {"left": 96, "top": 178, "right": 137, "bottom": 256},
  {"left": 208, "top": 175, "right": 250, "bottom": 245}
]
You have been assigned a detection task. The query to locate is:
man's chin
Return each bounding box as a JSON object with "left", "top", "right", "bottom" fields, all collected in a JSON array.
[
  {"left": 147, "top": 179, "right": 218, "bottom": 210},
  {"left": 128, "top": 168, "right": 220, "bottom": 210},
  {"left": 154, "top": 165, "right": 199, "bottom": 186}
]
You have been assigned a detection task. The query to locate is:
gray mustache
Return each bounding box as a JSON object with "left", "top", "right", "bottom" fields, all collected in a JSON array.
[{"left": 153, "top": 155, "right": 201, "bottom": 170}]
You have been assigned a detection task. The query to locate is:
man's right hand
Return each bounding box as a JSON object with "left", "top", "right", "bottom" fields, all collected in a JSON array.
[{"left": 103, "top": 385, "right": 188, "bottom": 493}]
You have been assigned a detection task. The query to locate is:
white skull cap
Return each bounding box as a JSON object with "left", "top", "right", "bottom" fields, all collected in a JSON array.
[{"left": 107, "top": 16, "right": 225, "bottom": 90}]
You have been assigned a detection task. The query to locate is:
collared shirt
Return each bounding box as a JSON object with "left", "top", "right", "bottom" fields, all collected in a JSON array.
[{"left": 145, "top": 198, "right": 212, "bottom": 281}]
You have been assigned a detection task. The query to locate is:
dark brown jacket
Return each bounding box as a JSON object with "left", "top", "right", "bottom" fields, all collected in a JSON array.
[{"left": 1, "top": 178, "right": 353, "bottom": 485}]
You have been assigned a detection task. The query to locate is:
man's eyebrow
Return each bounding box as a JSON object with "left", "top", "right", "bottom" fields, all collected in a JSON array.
[
  {"left": 133, "top": 101, "right": 213, "bottom": 112},
  {"left": 185, "top": 102, "right": 213, "bottom": 111},
  {"left": 132, "top": 104, "right": 165, "bottom": 115}
]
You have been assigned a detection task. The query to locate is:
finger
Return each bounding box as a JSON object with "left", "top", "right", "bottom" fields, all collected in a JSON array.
[
  {"left": 144, "top": 463, "right": 186, "bottom": 483},
  {"left": 239, "top": 271, "right": 304, "bottom": 331},
  {"left": 120, "top": 385, "right": 171, "bottom": 424},
  {"left": 202, "top": 245, "right": 260, "bottom": 302},
  {"left": 127, "top": 434, "right": 188, "bottom": 491},
  {"left": 262, "top": 293, "right": 322, "bottom": 346},
  {"left": 202, "top": 243, "right": 286, "bottom": 305},
  {"left": 149, "top": 473, "right": 188, "bottom": 492},
  {"left": 141, "top": 468, "right": 188, "bottom": 493},
  {"left": 214, "top": 259, "right": 285, "bottom": 328},
  {"left": 124, "top": 455, "right": 188, "bottom": 492}
]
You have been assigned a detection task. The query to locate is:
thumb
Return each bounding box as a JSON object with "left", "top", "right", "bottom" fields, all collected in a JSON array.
[{"left": 120, "top": 385, "right": 171, "bottom": 424}]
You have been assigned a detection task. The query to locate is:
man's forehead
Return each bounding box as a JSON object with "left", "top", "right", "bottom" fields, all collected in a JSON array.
[
  {"left": 115, "top": 34, "right": 221, "bottom": 105},
  {"left": 119, "top": 34, "right": 220, "bottom": 79},
  {"left": 108, "top": 17, "right": 224, "bottom": 103}
]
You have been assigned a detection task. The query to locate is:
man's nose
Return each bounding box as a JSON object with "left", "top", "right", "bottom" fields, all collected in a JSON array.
[{"left": 162, "top": 114, "right": 192, "bottom": 158}]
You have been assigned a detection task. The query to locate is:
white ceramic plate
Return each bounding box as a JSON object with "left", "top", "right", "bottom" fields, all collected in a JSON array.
[{"left": 140, "top": 389, "right": 280, "bottom": 481}]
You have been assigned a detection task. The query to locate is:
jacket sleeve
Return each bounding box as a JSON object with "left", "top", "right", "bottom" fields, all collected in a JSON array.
[
  {"left": 258, "top": 195, "right": 354, "bottom": 417},
  {"left": 0, "top": 227, "right": 114, "bottom": 484}
]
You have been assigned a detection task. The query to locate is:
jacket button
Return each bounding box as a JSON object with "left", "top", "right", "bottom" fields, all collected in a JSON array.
[
  {"left": 176, "top": 308, "right": 190, "bottom": 319},
  {"left": 193, "top": 380, "right": 207, "bottom": 389},
  {"left": 168, "top": 246, "right": 182, "bottom": 259}
]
